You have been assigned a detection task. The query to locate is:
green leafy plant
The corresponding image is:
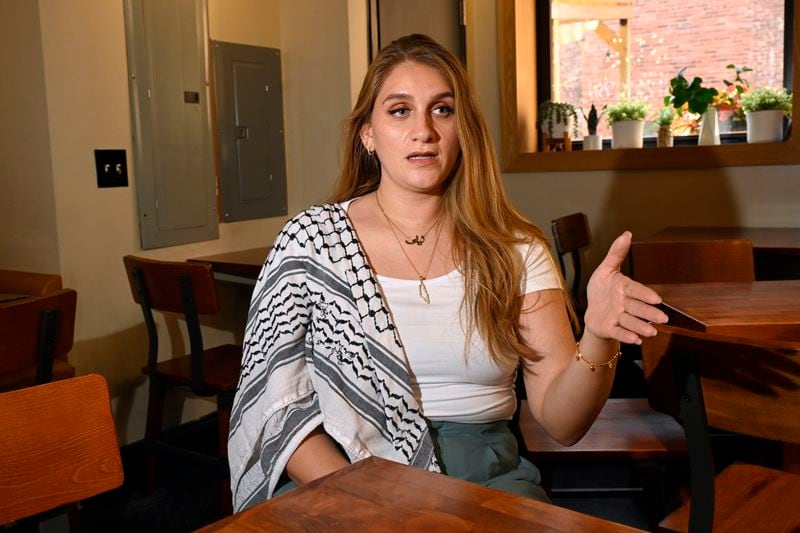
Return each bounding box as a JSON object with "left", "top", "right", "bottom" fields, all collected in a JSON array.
[
  {"left": 722, "top": 64, "right": 752, "bottom": 101},
  {"left": 665, "top": 68, "right": 718, "bottom": 116},
  {"left": 605, "top": 99, "right": 649, "bottom": 124},
  {"left": 537, "top": 101, "right": 579, "bottom": 138},
  {"left": 741, "top": 87, "right": 793, "bottom": 116},
  {"left": 655, "top": 106, "right": 676, "bottom": 128},
  {"left": 581, "top": 104, "right": 605, "bottom": 135}
]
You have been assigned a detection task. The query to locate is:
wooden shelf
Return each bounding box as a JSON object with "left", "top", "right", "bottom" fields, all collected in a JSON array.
[{"left": 497, "top": 0, "right": 800, "bottom": 173}]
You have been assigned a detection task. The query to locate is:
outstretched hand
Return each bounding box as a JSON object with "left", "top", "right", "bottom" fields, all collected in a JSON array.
[{"left": 584, "top": 231, "right": 669, "bottom": 345}]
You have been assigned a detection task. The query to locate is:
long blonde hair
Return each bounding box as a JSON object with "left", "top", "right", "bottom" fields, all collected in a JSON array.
[{"left": 330, "top": 34, "right": 565, "bottom": 367}]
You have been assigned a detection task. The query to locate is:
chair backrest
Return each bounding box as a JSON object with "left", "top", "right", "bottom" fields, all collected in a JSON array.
[
  {"left": 0, "top": 289, "right": 77, "bottom": 385},
  {"left": 0, "top": 374, "right": 124, "bottom": 525},
  {"left": 630, "top": 239, "right": 755, "bottom": 284},
  {"left": 643, "top": 326, "right": 800, "bottom": 445},
  {"left": 122, "top": 255, "right": 220, "bottom": 315},
  {"left": 0, "top": 269, "right": 62, "bottom": 296},
  {"left": 550, "top": 213, "right": 590, "bottom": 305},
  {"left": 122, "top": 255, "right": 220, "bottom": 394}
]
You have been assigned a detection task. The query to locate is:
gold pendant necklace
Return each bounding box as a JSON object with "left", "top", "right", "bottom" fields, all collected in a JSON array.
[
  {"left": 376, "top": 194, "right": 445, "bottom": 304},
  {"left": 376, "top": 193, "right": 442, "bottom": 246}
]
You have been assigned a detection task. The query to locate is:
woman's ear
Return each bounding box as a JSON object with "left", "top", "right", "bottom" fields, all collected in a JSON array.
[{"left": 360, "top": 123, "right": 374, "bottom": 153}]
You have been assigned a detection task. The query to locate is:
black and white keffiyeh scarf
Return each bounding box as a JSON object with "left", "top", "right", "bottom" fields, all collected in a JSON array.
[{"left": 227, "top": 203, "right": 439, "bottom": 512}]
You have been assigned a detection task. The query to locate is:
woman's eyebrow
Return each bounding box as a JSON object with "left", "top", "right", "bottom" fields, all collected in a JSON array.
[{"left": 381, "top": 91, "right": 455, "bottom": 105}]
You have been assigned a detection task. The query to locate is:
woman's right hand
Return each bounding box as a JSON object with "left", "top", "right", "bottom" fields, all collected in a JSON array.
[{"left": 583, "top": 231, "right": 669, "bottom": 345}]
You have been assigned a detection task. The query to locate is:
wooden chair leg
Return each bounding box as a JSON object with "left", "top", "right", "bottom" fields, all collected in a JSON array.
[{"left": 145, "top": 381, "right": 166, "bottom": 493}]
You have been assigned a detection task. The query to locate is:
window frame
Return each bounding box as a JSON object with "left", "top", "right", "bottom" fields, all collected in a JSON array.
[{"left": 497, "top": 0, "right": 800, "bottom": 172}]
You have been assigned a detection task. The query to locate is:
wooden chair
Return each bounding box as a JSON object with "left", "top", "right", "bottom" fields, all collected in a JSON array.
[
  {"left": 550, "top": 212, "right": 590, "bottom": 315},
  {"left": 0, "top": 289, "right": 77, "bottom": 392},
  {"left": 642, "top": 327, "right": 800, "bottom": 532},
  {"left": 630, "top": 239, "right": 755, "bottom": 284},
  {"left": 0, "top": 268, "right": 63, "bottom": 296},
  {"left": 0, "top": 374, "right": 123, "bottom": 526},
  {"left": 122, "top": 255, "right": 242, "bottom": 513}
]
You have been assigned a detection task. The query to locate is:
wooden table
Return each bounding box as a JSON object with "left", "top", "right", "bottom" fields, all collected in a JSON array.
[
  {"left": 642, "top": 280, "right": 800, "bottom": 531},
  {"left": 647, "top": 227, "right": 800, "bottom": 280},
  {"left": 649, "top": 280, "right": 800, "bottom": 342},
  {"left": 188, "top": 247, "right": 268, "bottom": 280},
  {"left": 198, "top": 456, "right": 645, "bottom": 532}
]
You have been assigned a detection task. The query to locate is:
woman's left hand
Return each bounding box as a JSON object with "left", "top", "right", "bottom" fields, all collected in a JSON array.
[{"left": 583, "top": 231, "right": 669, "bottom": 345}]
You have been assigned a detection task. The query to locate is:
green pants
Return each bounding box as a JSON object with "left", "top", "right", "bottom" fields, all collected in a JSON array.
[
  {"left": 428, "top": 419, "right": 549, "bottom": 502},
  {"left": 274, "top": 420, "right": 548, "bottom": 502}
]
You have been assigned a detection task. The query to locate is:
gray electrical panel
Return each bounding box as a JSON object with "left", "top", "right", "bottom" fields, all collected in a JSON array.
[
  {"left": 124, "top": 0, "right": 219, "bottom": 249},
  {"left": 213, "top": 41, "right": 287, "bottom": 222}
]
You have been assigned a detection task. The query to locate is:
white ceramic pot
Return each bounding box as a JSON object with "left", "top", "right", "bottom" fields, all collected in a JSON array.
[
  {"left": 698, "top": 108, "right": 720, "bottom": 145},
  {"left": 546, "top": 117, "right": 574, "bottom": 140},
  {"left": 746, "top": 110, "right": 785, "bottom": 143},
  {"left": 611, "top": 120, "right": 644, "bottom": 149},
  {"left": 583, "top": 134, "right": 602, "bottom": 151}
]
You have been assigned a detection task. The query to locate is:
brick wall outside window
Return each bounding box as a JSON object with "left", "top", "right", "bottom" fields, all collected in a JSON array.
[{"left": 553, "top": 0, "right": 785, "bottom": 137}]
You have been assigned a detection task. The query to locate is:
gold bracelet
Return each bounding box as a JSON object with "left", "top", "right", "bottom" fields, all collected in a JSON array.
[{"left": 574, "top": 341, "right": 621, "bottom": 371}]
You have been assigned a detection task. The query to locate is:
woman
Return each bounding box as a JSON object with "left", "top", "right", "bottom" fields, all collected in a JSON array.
[{"left": 228, "top": 34, "right": 667, "bottom": 512}]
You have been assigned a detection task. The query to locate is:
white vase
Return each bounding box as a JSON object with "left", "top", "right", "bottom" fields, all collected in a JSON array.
[
  {"left": 583, "top": 134, "right": 602, "bottom": 151},
  {"left": 698, "top": 108, "right": 720, "bottom": 145},
  {"left": 611, "top": 120, "right": 644, "bottom": 149},
  {"left": 746, "top": 110, "right": 785, "bottom": 143}
]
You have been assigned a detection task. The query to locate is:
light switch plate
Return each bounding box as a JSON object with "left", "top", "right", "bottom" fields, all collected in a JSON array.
[{"left": 94, "top": 149, "right": 128, "bottom": 188}]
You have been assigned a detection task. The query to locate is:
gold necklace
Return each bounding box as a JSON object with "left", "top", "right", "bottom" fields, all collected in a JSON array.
[
  {"left": 375, "top": 193, "right": 442, "bottom": 246},
  {"left": 378, "top": 197, "right": 445, "bottom": 304}
]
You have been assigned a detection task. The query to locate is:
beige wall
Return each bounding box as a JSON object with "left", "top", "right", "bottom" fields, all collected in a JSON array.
[
  {"left": 5, "top": 0, "right": 795, "bottom": 447},
  {"left": 2, "top": 0, "right": 352, "bottom": 444},
  {"left": 0, "top": 0, "right": 60, "bottom": 273},
  {"left": 468, "top": 1, "right": 800, "bottom": 277},
  {"left": 209, "top": 0, "right": 281, "bottom": 48}
]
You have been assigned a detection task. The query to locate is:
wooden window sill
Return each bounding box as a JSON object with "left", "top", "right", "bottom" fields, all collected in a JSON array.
[{"left": 497, "top": 0, "right": 800, "bottom": 173}]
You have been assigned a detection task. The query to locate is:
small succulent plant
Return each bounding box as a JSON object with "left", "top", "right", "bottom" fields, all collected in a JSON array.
[
  {"left": 741, "top": 87, "right": 793, "bottom": 116},
  {"left": 581, "top": 104, "right": 605, "bottom": 135},
  {"left": 606, "top": 99, "right": 650, "bottom": 124},
  {"left": 655, "top": 106, "right": 676, "bottom": 128}
]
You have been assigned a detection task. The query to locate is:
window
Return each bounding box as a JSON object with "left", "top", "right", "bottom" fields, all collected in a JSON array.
[
  {"left": 546, "top": 0, "right": 785, "bottom": 139},
  {"left": 497, "top": 0, "right": 800, "bottom": 172}
]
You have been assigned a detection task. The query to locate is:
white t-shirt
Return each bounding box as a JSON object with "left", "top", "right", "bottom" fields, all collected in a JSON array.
[{"left": 377, "top": 242, "right": 561, "bottom": 423}]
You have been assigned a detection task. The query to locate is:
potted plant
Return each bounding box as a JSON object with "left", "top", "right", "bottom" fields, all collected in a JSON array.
[
  {"left": 581, "top": 104, "right": 604, "bottom": 150},
  {"left": 741, "top": 87, "right": 793, "bottom": 143},
  {"left": 665, "top": 68, "right": 719, "bottom": 145},
  {"left": 537, "top": 101, "right": 579, "bottom": 142},
  {"left": 716, "top": 64, "right": 752, "bottom": 132},
  {"left": 606, "top": 99, "right": 649, "bottom": 149},
  {"left": 655, "top": 106, "right": 676, "bottom": 147}
]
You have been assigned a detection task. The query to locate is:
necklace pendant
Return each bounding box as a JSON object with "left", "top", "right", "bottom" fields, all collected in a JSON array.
[
  {"left": 418, "top": 277, "right": 430, "bottom": 304},
  {"left": 405, "top": 235, "right": 425, "bottom": 246}
]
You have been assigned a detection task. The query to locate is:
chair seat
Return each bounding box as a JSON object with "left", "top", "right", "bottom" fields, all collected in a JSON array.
[
  {"left": 142, "top": 344, "right": 242, "bottom": 392},
  {"left": 0, "top": 358, "right": 76, "bottom": 393},
  {"left": 519, "top": 398, "right": 687, "bottom": 461},
  {"left": 659, "top": 463, "right": 800, "bottom": 533}
]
